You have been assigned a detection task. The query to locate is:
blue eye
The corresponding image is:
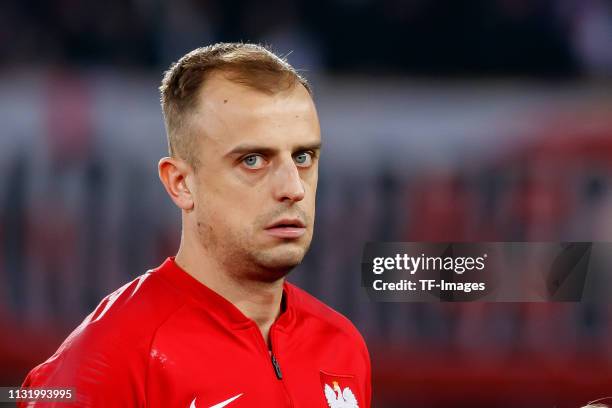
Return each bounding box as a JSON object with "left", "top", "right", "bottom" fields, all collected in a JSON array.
[
  {"left": 242, "top": 155, "right": 265, "bottom": 169},
  {"left": 294, "top": 152, "right": 312, "bottom": 167}
]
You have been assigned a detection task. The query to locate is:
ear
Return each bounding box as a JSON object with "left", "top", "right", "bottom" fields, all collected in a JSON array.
[{"left": 158, "top": 157, "right": 195, "bottom": 211}]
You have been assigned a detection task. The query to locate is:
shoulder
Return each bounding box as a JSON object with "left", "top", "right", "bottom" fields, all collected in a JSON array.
[
  {"left": 285, "top": 283, "right": 373, "bottom": 407},
  {"left": 285, "top": 282, "right": 368, "bottom": 353},
  {"left": 22, "top": 269, "right": 187, "bottom": 403},
  {"left": 66, "top": 268, "right": 187, "bottom": 351}
]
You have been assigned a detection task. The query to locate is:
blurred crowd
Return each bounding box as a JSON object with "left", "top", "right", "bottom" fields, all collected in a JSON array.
[{"left": 1, "top": 0, "right": 612, "bottom": 77}]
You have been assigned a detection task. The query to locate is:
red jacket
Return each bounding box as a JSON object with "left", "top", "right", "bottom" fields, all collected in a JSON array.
[{"left": 20, "top": 258, "right": 371, "bottom": 407}]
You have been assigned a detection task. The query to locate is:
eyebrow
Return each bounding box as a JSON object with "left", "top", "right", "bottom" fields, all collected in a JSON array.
[{"left": 226, "top": 141, "right": 322, "bottom": 157}]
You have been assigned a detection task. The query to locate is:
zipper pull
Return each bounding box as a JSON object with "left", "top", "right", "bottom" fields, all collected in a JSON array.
[{"left": 271, "top": 353, "right": 283, "bottom": 380}]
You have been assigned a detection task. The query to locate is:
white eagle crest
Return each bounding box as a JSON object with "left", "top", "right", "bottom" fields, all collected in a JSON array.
[{"left": 324, "top": 381, "right": 359, "bottom": 408}]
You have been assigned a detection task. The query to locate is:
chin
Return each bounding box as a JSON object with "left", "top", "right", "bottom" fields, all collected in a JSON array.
[{"left": 252, "top": 246, "right": 306, "bottom": 278}]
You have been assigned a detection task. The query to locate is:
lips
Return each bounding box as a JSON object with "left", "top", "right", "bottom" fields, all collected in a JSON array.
[{"left": 264, "top": 218, "right": 306, "bottom": 239}]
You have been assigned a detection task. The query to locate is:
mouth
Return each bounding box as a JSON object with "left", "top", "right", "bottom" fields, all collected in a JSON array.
[{"left": 264, "top": 218, "right": 306, "bottom": 239}]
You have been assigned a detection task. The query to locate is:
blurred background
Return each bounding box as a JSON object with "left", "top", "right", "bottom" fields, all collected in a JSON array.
[{"left": 1, "top": 0, "right": 612, "bottom": 407}]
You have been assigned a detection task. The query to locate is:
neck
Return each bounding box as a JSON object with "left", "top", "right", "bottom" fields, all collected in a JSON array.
[{"left": 174, "top": 235, "right": 284, "bottom": 347}]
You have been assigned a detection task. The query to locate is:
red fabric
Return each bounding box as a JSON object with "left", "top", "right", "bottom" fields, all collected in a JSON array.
[{"left": 19, "top": 258, "right": 371, "bottom": 407}]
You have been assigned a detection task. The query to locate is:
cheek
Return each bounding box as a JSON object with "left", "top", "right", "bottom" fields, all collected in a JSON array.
[
  {"left": 201, "top": 193, "right": 260, "bottom": 232},
  {"left": 195, "top": 188, "right": 232, "bottom": 227},
  {"left": 303, "top": 169, "right": 318, "bottom": 195},
  {"left": 199, "top": 176, "right": 247, "bottom": 212},
  {"left": 304, "top": 181, "right": 317, "bottom": 206}
]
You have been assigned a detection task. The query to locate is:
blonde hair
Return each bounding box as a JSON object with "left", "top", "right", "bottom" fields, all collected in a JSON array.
[{"left": 159, "top": 43, "right": 311, "bottom": 169}]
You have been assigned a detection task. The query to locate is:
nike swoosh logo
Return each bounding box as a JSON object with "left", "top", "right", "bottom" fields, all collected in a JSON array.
[{"left": 189, "top": 393, "right": 244, "bottom": 408}]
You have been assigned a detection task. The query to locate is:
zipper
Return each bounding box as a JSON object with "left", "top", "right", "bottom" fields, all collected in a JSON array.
[
  {"left": 271, "top": 353, "right": 283, "bottom": 379},
  {"left": 268, "top": 324, "right": 294, "bottom": 407}
]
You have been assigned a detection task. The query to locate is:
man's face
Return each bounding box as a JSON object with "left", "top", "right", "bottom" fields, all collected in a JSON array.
[{"left": 187, "top": 74, "right": 320, "bottom": 281}]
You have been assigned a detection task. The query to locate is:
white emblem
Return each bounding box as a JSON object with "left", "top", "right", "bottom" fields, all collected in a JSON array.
[
  {"left": 189, "top": 393, "right": 243, "bottom": 408},
  {"left": 324, "top": 381, "right": 359, "bottom": 408}
]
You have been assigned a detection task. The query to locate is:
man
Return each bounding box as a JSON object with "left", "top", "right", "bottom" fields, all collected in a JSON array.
[{"left": 19, "top": 43, "right": 371, "bottom": 407}]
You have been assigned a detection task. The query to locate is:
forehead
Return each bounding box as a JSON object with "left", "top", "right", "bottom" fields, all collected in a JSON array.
[{"left": 190, "top": 73, "right": 320, "bottom": 151}]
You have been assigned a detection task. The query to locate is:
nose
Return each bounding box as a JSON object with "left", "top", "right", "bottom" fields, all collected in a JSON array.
[{"left": 272, "top": 157, "right": 305, "bottom": 203}]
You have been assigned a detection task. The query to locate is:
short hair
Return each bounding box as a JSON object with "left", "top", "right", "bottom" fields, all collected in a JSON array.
[{"left": 159, "top": 42, "right": 311, "bottom": 169}]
